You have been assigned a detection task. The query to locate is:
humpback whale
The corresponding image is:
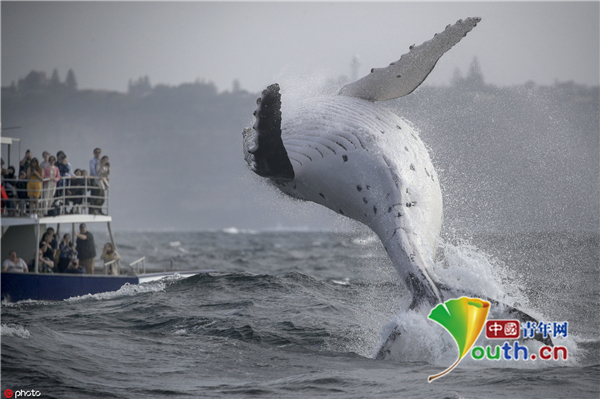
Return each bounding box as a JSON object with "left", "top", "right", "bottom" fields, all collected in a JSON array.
[{"left": 242, "top": 17, "right": 552, "bottom": 355}]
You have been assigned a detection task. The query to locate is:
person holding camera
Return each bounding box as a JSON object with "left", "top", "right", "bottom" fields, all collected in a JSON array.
[
  {"left": 65, "top": 258, "right": 85, "bottom": 274},
  {"left": 57, "top": 233, "right": 78, "bottom": 273},
  {"left": 19, "top": 150, "right": 32, "bottom": 175}
]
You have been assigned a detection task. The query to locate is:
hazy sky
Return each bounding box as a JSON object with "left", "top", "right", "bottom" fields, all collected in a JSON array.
[{"left": 2, "top": 2, "right": 599, "bottom": 94}]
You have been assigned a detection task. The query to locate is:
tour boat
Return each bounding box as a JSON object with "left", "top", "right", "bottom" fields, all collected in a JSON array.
[{"left": 1, "top": 136, "right": 202, "bottom": 302}]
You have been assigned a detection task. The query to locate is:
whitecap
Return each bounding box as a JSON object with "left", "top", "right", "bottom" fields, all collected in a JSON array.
[
  {"left": 351, "top": 235, "right": 379, "bottom": 246},
  {"left": 222, "top": 227, "right": 257, "bottom": 235},
  {"left": 1, "top": 323, "right": 31, "bottom": 339},
  {"left": 331, "top": 278, "right": 351, "bottom": 286},
  {"left": 65, "top": 280, "right": 168, "bottom": 302}
]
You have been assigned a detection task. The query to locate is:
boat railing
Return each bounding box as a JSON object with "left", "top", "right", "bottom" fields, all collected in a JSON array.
[
  {"left": 129, "top": 256, "right": 146, "bottom": 275},
  {"left": 1, "top": 176, "right": 109, "bottom": 218},
  {"left": 103, "top": 259, "right": 120, "bottom": 275}
]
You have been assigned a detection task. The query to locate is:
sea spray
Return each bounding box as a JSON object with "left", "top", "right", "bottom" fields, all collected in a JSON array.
[
  {"left": 1, "top": 323, "right": 31, "bottom": 339},
  {"left": 375, "top": 237, "right": 580, "bottom": 367}
]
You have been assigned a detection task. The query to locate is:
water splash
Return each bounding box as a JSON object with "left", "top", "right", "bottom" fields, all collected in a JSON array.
[
  {"left": 433, "top": 237, "right": 529, "bottom": 310},
  {"left": 1, "top": 323, "right": 31, "bottom": 339},
  {"left": 376, "top": 237, "right": 581, "bottom": 367}
]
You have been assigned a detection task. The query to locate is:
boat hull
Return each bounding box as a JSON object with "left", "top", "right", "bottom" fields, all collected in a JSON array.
[{"left": 1, "top": 272, "right": 139, "bottom": 302}]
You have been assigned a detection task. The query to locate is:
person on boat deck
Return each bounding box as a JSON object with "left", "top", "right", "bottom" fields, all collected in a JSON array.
[
  {"left": 89, "top": 148, "right": 101, "bottom": 177},
  {"left": 4, "top": 166, "right": 17, "bottom": 192},
  {"left": 19, "top": 149, "right": 32, "bottom": 175},
  {"left": 42, "top": 155, "right": 61, "bottom": 215},
  {"left": 1, "top": 175, "right": 16, "bottom": 215},
  {"left": 27, "top": 158, "right": 44, "bottom": 217},
  {"left": 58, "top": 233, "right": 77, "bottom": 273},
  {"left": 93, "top": 156, "right": 110, "bottom": 215},
  {"left": 68, "top": 169, "right": 86, "bottom": 214},
  {"left": 2, "top": 166, "right": 18, "bottom": 215},
  {"left": 42, "top": 227, "right": 59, "bottom": 254},
  {"left": 56, "top": 152, "right": 74, "bottom": 209},
  {"left": 40, "top": 151, "right": 51, "bottom": 169},
  {"left": 1, "top": 182, "right": 9, "bottom": 214},
  {"left": 89, "top": 148, "right": 102, "bottom": 214},
  {"left": 2, "top": 251, "right": 28, "bottom": 273},
  {"left": 29, "top": 249, "right": 55, "bottom": 273},
  {"left": 65, "top": 258, "right": 85, "bottom": 274},
  {"left": 15, "top": 170, "right": 29, "bottom": 215},
  {"left": 75, "top": 223, "right": 96, "bottom": 274},
  {"left": 39, "top": 233, "right": 57, "bottom": 268},
  {"left": 57, "top": 151, "right": 74, "bottom": 175},
  {"left": 101, "top": 242, "right": 121, "bottom": 275},
  {"left": 81, "top": 170, "right": 94, "bottom": 214}
]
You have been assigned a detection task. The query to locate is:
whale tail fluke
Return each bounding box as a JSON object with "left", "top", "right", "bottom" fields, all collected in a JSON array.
[{"left": 339, "top": 17, "right": 481, "bottom": 102}]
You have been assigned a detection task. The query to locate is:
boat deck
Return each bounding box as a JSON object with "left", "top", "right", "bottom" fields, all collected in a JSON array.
[{"left": 1, "top": 137, "right": 194, "bottom": 302}]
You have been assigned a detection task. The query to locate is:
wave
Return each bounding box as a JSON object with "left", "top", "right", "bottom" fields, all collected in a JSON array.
[
  {"left": 222, "top": 227, "right": 258, "bottom": 235},
  {"left": 63, "top": 276, "right": 186, "bottom": 302},
  {"left": 1, "top": 323, "right": 31, "bottom": 339}
]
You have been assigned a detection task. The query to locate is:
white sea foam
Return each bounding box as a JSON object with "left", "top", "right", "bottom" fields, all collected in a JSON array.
[
  {"left": 351, "top": 235, "right": 379, "bottom": 246},
  {"left": 377, "top": 238, "right": 580, "bottom": 367},
  {"left": 2, "top": 298, "right": 50, "bottom": 307},
  {"left": 331, "top": 278, "right": 351, "bottom": 286},
  {"left": 1, "top": 323, "right": 31, "bottom": 339},
  {"left": 222, "top": 227, "right": 257, "bottom": 235},
  {"left": 65, "top": 280, "right": 169, "bottom": 302}
]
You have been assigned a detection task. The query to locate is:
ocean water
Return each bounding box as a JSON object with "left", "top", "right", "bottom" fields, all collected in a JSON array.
[{"left": 1, "top": 229, "right": 598, "bottom": 398}]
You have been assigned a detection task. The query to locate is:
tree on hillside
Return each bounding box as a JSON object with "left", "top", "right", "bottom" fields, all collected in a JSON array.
[
  {"left": 465, "top": 57, "right": 485, "bottom": 89},
  {"left": 65, "top": 69, "right": 78, "bottom": 92},
  {"left": 451, "top": 57, "right": 485, "bottom": 90},
  {"left": 128, "top": 76, "right": 152, "bottom": 97},
  {"left": 18, "top": 71, "right": 47, "bottom": 93},
  {"left": 49, "top": 69, "right": 63, "bottom": 93}
]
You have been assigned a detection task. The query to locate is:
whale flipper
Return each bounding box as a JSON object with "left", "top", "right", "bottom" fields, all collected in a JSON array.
[
  {"left": 339, "top": 17, "right": 481, "bottom": 102},
  {"left": 243, "top": 84, "right": 294, "bottom": 180}
]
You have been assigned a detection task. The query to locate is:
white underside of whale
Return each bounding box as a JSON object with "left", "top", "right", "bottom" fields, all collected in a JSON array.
[{"left": 274, "top": 95, "right": 444, "bottom": 306}]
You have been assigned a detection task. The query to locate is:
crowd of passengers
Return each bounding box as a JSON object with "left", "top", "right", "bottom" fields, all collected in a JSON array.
[
  {"left": 2, "top": 225, "right": 121, "bottom": 275},
  {"left": 1, "top": 147, "right": 110, "bottom": 217}
]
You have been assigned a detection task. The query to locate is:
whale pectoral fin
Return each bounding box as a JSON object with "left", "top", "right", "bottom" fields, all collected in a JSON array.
[
  {"left": 243, "top": 83, "right": 295, "bottom": 180},
  {"left": 339, "top": 17, "right": 481, "bottom": 102}
]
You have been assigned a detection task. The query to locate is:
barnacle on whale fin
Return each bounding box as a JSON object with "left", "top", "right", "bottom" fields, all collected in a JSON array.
[{"left": 427, "top": 297, "right": 490, "bottom": 382}]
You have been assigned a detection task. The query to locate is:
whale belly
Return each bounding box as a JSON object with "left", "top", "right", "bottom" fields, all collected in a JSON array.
[{"left": 277, "top": 96, "right": 442, "bottom": 255}]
